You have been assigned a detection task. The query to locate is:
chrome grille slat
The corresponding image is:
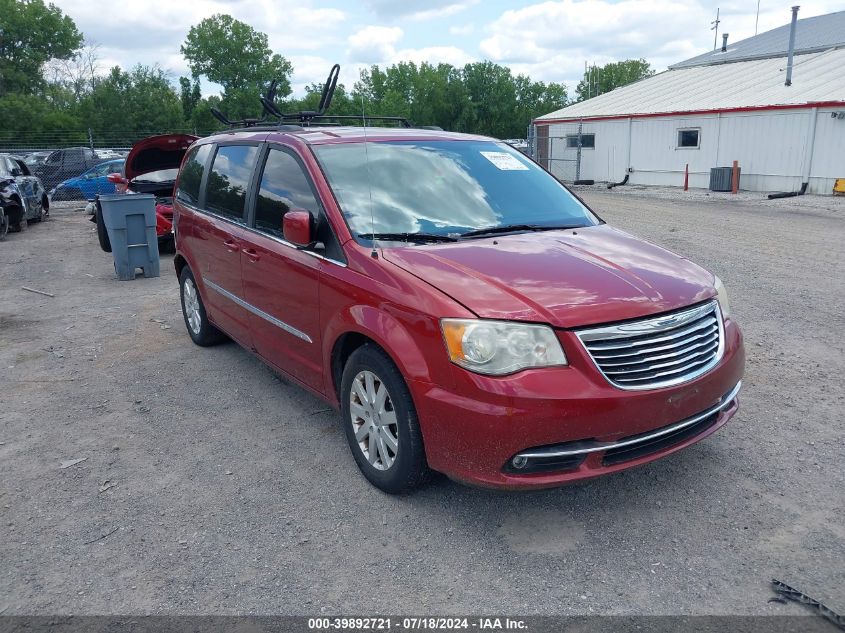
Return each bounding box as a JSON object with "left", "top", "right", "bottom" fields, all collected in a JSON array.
[
  {"left": 576, "top": 301, "right": 724, "bottom": 391},
  {"left": 590, "top": 325, "right": 718, "bottom": 360},
  {"left": 595, "top": 334, "right": 719, "bottom": 367},
  {"left": 602, "top": 341, "right": 719, "bottom": 376},
  {"left": 610, "top": 356, "right": 717, "bottom": 384},
  {"left": 582, "top": 315, "right": 716, "bottom": 351}
]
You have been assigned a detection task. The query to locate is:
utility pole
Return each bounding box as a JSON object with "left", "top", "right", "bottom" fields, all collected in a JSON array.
[
  {"left": 711, "top": 7, "right": 721, "bottom": 50},
  {"left": 755, "top": 0, "right": 761, "bottom": 34}
]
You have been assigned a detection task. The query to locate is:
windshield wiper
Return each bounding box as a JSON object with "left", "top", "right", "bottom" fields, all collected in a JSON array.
[
  {"left": 358, "top": 232, "right": 458, "bottom": 244},
  {"left": 459, "top": 224, "right": 584, "bottom": 239}
]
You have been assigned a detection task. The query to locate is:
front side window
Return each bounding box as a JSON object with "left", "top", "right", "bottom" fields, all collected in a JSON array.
[
  {"left": 205, "top": 145, "right": 258, "bottom": 223},
  {"left": 677, "top": 129, "right": 700, "bottom": 148},
  {"left": 176, "top": 144, "right": 211, "bottom": 206},
  {"left": 255, "top": 149, "right": 321, "bottom": 238},
  {"left": 313, "top": 140, "right": 598, "bottom": 243},
  {"left": 566, "top": 134, "right": 595, "bottom": 149}
]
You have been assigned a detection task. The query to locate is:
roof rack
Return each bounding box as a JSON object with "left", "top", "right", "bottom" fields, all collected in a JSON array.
[{"left": 211, "top": 64, "right": 436, "bottom": 132}]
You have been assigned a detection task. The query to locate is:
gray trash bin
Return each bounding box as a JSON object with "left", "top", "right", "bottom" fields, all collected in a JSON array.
[{"left": 99, "top": 194, "right": 160, "bottom": 281}]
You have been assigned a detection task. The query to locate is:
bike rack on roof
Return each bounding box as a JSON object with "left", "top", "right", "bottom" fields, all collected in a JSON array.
[{"left": 212, "top": 64, "right": 427, "bottom": 131}]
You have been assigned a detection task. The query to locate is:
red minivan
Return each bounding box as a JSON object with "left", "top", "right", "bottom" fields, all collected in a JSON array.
[{"left": 172, "top": 126, "right": 744, "bottom": 493}]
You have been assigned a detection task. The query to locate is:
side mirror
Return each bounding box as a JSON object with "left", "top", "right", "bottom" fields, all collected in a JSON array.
[{"left": 283, "top": 209, "right": 312, "bottom": 246}]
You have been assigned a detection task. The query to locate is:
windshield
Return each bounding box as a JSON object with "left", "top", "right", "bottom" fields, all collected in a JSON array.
[{"left": 312, "top": 140, "right": 599, "bottom": 243}]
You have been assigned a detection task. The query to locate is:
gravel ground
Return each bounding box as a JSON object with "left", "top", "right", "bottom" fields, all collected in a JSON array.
[{"left": 0, "top": 192, "right": 842, "bottom": 617}]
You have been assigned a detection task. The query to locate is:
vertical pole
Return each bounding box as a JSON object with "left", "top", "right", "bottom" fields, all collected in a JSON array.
[
  {"left": 576, "top": 119, "right": 583, "bottom": 182},
  {"left": 731, "top": 160, "right": 739, "bottom": 194},
  {"left": 88, "top": 128, "right": 94, "bottom": 151},
  {"left": 712, "top": 8, "right": 720, "bottom": 51},
  {"left": 785, "top": 6, "right": 800, "bottom": 86},
  {"left": 684, "top": 164, "right": 689, "bottom": 191}
]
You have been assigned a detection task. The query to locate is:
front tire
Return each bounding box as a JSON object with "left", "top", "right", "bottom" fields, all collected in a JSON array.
[
  {"left": 179, "top": 267, "right": 225, "bottom": 346},
  {"left": 340, "top": 345, "right": 429, "bottom": 494}
]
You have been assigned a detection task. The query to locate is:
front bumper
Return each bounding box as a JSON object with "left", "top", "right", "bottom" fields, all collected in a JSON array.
[{"left": 411, "top": 318, "right": 744, "bottom": 489}]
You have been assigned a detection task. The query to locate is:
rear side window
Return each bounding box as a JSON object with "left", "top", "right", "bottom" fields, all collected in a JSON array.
[
  {"left": 176, "top": 144, "right": 211, "bottom": 206},
  {"left": 255, "top": 149, "right": 321, "bottom": 237},
  {"left": 205, "top": 145, "right": 258, "bottom": 223}
]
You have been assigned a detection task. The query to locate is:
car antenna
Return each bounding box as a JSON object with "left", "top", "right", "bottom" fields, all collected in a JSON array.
[{"left": 360, "top": 93, "right": 378, "bottom": 259}]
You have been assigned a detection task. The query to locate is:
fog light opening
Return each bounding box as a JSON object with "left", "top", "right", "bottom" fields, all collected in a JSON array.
[{"left": 511, "top": 455, "right": 529, "bottom": 470}]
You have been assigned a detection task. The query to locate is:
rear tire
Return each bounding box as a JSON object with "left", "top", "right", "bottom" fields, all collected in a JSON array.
[
  {"left": 179, "top": 267, "right": 225, "bottom": 347},
  {"left": 340, "top": 345, "right": 429, "bottom": 494},
  {"left": 95, "top": 202, "right": 111, "bottom": 252},
  {"left": 6, "top": 206, "right": 22, "bottom": 232}
]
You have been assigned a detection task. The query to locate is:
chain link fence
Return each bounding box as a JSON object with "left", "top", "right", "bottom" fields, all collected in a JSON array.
[
  {"left": 528, "top": 125, "right": 586, "bottom": 184},
  {"left": 0, "top": 129, "right": 220, "bottom": 197}
]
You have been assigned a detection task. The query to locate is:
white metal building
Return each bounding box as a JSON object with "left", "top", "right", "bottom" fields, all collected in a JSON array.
[{"left": 533, "top": 11, "right": 845, "bottom": 194}]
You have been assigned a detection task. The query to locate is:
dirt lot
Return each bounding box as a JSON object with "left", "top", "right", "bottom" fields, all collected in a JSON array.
[{"left": 1, "top": 190, "right": 843, "bottom": 616}]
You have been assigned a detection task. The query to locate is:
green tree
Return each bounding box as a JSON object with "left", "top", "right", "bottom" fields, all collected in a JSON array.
[
  {"left": 76, "top": 65, "right": 184, "bottom": 144},
  {"left": 179, "top": 76, "right": 201, "bottom": 121},
  {"left": 575, "top": 59, "right": 653, "bottom": 102},
  {"left": 0, "top": 0, "right": 83, "bottom": 95},
  {"left": 0, "top": 92, "right": 83, "bottom": 143},
  {"left": 181, "top": 14, "right": 292, "bottom": 120},
  {"left": 352, "top": 60, "right": 566, "bottom": 137}
]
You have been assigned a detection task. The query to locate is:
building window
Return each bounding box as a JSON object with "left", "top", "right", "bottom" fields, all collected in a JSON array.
[
  {"left": 565, "top": 133, "right": 595, "bottom": 149},
  {"left": 677, "top": 128, "right": 700, "bottom": 149}
]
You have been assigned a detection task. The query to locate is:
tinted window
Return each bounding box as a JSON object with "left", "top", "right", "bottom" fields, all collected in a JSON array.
[
  {"left": 255, "top": 149, "right": 321, "bottom": 238},
  {"left": 205, "top": 145, "right": 258, "bottom": 223},
  {"left": 0, "top": 158, "right": 10, "bottom": 177},
  {"left": 176, "top": 144, "right": 211, "bottom": 206}
]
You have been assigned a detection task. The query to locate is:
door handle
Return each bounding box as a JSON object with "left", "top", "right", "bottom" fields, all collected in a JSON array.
[
  {"left": 242, "top": 247, "right": 260, "bottom": 262},
  {"left": 223, "top": 239, "right": 239, "bottom": 252}
]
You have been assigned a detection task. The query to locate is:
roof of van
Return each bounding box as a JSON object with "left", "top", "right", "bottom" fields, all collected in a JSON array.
[{"left": 201, "top": 126, "right": 494, "bottom": 145}]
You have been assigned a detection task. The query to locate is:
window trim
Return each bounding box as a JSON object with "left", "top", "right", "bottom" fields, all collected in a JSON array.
[
  {"left": 246, "top": 141, "right": 346, "bottom": 265},
  {"left": 676, "top": 127, "right": 701, "bottom": 150},
  {"left": 565, "top": 133, "right": 595, "bottom": 150}
]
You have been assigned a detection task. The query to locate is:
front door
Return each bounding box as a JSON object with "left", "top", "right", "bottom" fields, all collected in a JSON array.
[{"left": 239, "top": 145, "right": 327, "bottom": 394}]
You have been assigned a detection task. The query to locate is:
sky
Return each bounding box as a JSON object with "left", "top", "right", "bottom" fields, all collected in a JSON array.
[{"left": 54, "top": 0, "right": 843, "bottom": 97}]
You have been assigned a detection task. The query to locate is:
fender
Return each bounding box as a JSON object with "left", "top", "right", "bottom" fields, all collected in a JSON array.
[{"left": 322, "top": 302, "right": 453, "bottom": 405}]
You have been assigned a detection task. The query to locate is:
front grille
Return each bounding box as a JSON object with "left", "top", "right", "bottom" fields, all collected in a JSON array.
[{"left": 576, "top": 301, "right": 724, "bottom": 390}]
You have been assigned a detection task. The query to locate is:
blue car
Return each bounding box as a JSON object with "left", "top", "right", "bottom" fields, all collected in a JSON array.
[{"left": 50, "top": 159, "right": 125, "bottom": 201}]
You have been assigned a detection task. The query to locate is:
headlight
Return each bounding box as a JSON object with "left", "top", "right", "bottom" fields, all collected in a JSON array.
[
  {"left": 714, "top": 275, "right": 731, "bottom": 318},
  {"left": 440, "top": 319, "right": 567, "bottom": 375}
]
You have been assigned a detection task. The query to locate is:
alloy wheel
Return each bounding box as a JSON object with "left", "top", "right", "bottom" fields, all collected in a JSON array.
[
  {"left": 349, "top": 370, "right": 399, "bottom": 470},
  {"left": 182, "top": 278, "right": 202, "bottom": 335}
]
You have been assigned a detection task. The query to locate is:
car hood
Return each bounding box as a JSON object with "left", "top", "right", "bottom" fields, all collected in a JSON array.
[
  {"left": 382, "top": 225, "right": 716, "bottom": 328},
  {"left": 124, "top": 134, "right": 198, "bottom": 181}
]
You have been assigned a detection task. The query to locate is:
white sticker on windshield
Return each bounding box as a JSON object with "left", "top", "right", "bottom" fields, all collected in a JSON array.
[{"left": 480, "top": 151, "right": 529, "bottom": 171}]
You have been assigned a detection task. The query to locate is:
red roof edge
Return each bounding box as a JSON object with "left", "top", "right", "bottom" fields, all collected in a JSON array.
[{"left": 533, "top": 101, "right": 845, "bottom": 125}]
